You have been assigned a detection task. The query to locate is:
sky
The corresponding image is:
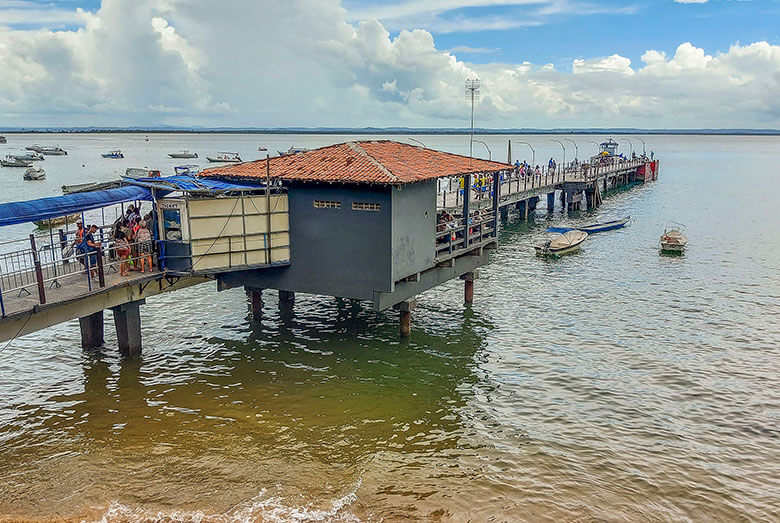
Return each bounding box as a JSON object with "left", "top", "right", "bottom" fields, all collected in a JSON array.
[{"left": 1, "top": 0, "right": 779, "bottom": 129}]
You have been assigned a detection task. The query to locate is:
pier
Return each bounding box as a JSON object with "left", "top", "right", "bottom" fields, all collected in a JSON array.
[{"left": 0, "top": 140, "right": 657, "bottom": 352}]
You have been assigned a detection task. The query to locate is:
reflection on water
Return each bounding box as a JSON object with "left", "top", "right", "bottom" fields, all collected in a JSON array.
[{"left": 0, "top": 134, "right": 779, "bottom": 521}]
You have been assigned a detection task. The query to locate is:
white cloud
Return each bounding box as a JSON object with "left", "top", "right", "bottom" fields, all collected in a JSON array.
[{"left": 0, "top": 0, "right": 778, "bottom": 129}]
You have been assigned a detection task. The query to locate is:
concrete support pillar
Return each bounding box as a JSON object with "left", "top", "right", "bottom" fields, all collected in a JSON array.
[
  {"left": 500, "top": 206, "right": 509, "bottom": 221},
  {"left": 461, "top": 271, "right": 478, "bottom": 305},
  {"left": 547, "top": 192, "right": 555, "bottom": 211},
  {"left": 245, "top": 287, "right": 263, "bottom": 321},
  {"left": 79, "top": 310, "right": 104, "bottom": 349},
  {"left": 112, "top": 300, "right": 144, "bottom": 357},
  {"left": 585, "top": 189, "right": 594, "bottom": 209},
  {"left": 395, "top": 299, "right": 417, "bottom": 338}
]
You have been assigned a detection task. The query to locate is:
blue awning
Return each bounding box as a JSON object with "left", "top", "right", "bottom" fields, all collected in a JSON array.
[
  {"left": 0, "top": 185, "right": 152, "bottom": 227},
  {"left": 124, "top": 174, "right": 263, "bottom": 193}
]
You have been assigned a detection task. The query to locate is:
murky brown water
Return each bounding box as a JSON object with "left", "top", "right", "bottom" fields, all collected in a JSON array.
[{"left": 0, "top": 134, "right": 779, "bottom": 521}]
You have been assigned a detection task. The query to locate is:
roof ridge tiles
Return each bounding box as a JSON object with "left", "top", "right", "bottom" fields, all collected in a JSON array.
[{"left": 345, "top": 141, "right": 398, "bottom": 183}]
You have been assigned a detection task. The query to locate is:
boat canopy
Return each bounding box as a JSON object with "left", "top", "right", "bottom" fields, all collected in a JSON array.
[
  {"left": 0, "top": 186, "right": 152, "bottom": 227},
  {"left": 123, "top": 174, "right": 265, "bottom": 194}
]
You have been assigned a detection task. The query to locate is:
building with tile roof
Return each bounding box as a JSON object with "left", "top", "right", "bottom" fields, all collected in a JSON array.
[{"left": 200, "top": 140, "right": 509, "bottom": 185}]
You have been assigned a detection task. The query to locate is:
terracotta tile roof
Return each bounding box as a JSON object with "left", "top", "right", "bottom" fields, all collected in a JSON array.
[{"left": 199, "top": 140, "right": 510, "bottom": 185}]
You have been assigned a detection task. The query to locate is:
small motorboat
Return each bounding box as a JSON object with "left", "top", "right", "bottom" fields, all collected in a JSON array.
[
  {"left": 660, "top": 223, "right": 687, "bottom": 254},
  {"left": 125, "top": 167, "right": 161, "bottom": 179},
  {"left": 23, "top": 167, "right": 46, "bottom": 180},
  {"left": 547, "top": 216, "right": 630, "bottom": 235},
  {"left": 168, "top": 150, "right": 198, "bottom": 159},
  {"left": 0, "top": 136, "right": 6, "bottom": 144},
  {"left": 40, "top": 146, "right": 67, "bottom": 155},
  {"left": 174, "top": 164, "right": 199, "bottom": 176},
  {"left": 258, "top": 146, "right": 268, "bottom": 151},
  {"left": 206, "top": 152, "right": 242, "bottom": 163},
  {"left": 62, "top": 180, "right": 124, "bottom": 194},
  {"left": 1, "top": 155, "right": 32, "bottom": 167},
  {"left": 102, "top": 150, "right": 124, "bottom": 159},
  {"left": 12, "top": 152, "right": 45, "bottom": 162},
  {"left": 34, "top": 212, "right": 80, "bottom": 228},
  {"left": 25, "top": 144, "right": 43, "bottom": 152},
  {"left": 535, "top": 230, "right": 588, "bottom": 256},
  {"left": 277, "top": 146, "right": 308, "bottom": 157}
]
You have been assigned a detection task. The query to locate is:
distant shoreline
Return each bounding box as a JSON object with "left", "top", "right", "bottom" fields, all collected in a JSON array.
[{"left": 1, "top": 128, "right": 779, "bottom": 136}]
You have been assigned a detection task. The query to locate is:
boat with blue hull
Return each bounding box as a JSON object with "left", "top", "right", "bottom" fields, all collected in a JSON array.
[
  {"left": 547, "top": 216, "right": 630, "bottom": 235},
  {"left": 102, "top": 150, "right": 124, "bottom": 159}
]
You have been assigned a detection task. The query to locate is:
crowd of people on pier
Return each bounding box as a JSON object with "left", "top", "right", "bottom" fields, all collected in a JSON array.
[{"left": 71, "top": 204, "right": 159, "bottom": 279}]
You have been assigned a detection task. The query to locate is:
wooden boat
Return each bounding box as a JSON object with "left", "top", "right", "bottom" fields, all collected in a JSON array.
[
  {"left": 62, "top": 180, "right": 124, "bottom": 194},
  {"left": 547, "top": 216, "right": 630, "bottom": 235},
  {"left": 258, "top": 146, "right": 268, "bottom": 151},
  {"left": 25, "top": 144, "right": 43, "bottom": 152},
  {"left": 0, "top": 136, "right": 6, "bottom": 144},
  {"left": 660, "top": 223, "right": 687, "bottom": 254},
  {"left": 34, "top": 213, "right": 80, "bottom": 228},
  {"left": 40, "top": 146, "right": 67, "bottom": 155},
  {"left": 102, "top": 150, "right": 124, "bottom": 159},
  {"left": 12, "top": 152, "right": 44, "bottom": 161},
  {"left": 1, "top": 155, "right": 32, "bottom": 167},
  {"left": 174, "top": 164, "right": 199, "bottom": 176},
  {"left": 168, "top": 150, "right": 198, "bottom": 159},
  {"left": 125, "top": 167, "right": 161, "bottom": 179},
  {"left": 535, "top": 230, "right": 588, "bottom": 256},
  {"left": 206, "top": 152, "right": 241, "bottom": 163},
  {"left": 23, "top": 167, "right": 46, "bottom": 180}
]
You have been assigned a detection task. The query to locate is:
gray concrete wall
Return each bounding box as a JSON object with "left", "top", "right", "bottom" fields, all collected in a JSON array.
[
  {"left": 220, "top": 183, "right": 393, "bottom": 300},
  {"left": 391, "top": 180, "right": 436, "bottom": 281}
]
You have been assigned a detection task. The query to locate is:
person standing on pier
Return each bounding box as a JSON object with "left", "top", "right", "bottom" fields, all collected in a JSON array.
[{"left": 80, "top": 225, "right": 102, "bottom": 279}]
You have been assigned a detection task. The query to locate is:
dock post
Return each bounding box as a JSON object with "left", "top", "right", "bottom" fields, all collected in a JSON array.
[
  {"left": 461, "top": 271, "right": 478, "bottom": 304},
  {"left": 462, "top": 174, "right": 471, "bottom": 249},
  {"left": 112, "top": 300, "right": 144, "bottom": 357},
  {"left": 395, "top": 299, "right": 417, "bottom": 338},
  {"left": 79, "top": 311, "right": 104, "bottom": 349},
  {"left": 547, "top": 192, "right": 555, "bottom": 211},
  {"left": 245, "top": 286, "right": 263, "bottom": 321},
  {"left": 279, "top": 290, "right": 295, "bottom": 307}
]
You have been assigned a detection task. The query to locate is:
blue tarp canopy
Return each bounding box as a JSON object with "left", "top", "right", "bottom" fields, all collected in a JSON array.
[
  {"left": 0, "top": 185, "right": 152, "bottom": 227},
  {"left": 124, "top": 174, "right": 263, "bottom": 193}
]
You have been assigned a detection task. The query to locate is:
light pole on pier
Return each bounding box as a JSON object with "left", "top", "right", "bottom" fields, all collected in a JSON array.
[
  {"left": 620, "top": 138, "right": 633, "bottom": 157},
  {"left": 517, "top": 141, "right": 535, "bottom": 168},
  {"left": 635, "top": 137, "right": 647, "bottom": 156},
  {"left": 472, "top": 139, "right": 491, "bottom": 160},
  {"left": 562, "top": 138, "right": 579, "bottom": 163},
  {"left": 407, "top": 137, "right": 427, "bottom": 148},
  {"left": 465, "top": 79, "right": 480, "bottom": 163},
  {"left": 550, "top": 139, "right": 566, "bottom": 174}
]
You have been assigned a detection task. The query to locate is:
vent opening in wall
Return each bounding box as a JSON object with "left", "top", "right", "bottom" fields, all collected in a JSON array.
[
  {"left": 352, "top": 202, "right": 381, "bottom": 211},
  {"left": 314, "top": 200, "right": 341, "bottom": 209}
]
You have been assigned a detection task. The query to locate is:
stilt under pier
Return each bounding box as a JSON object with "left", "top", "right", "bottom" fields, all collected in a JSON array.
[
  {"left": 246, "top": 286, "right": 263, "bottom": 321},
  {"left": 547, "top": 192, "right": 555, "bottom": 211},
  {"left": 79, "top": 311, "right": 104, "bottom": 349},
  {"left": 279, "top": 290, "right": 295, "bottom": 307},
  {"left": 396, "top": 299, "right": 416, "bottom": 337},
  {"left": 111, "top": 300, "right": 144, "bottom": 357},
  {"left": 461, "top": 271, "right": 478, "bottom": 305}
]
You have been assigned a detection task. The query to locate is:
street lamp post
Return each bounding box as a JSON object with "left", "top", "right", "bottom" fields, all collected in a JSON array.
[
  {"left": 516, "top": 141, "right": 535, "bottom": 168},
  {"left": 407, "top": 137, "right": 426, "bottom": 148},
  {"left": 620, "top": 138, "right": 633, "bottom": 157},
  {"left": 562, "top": 138, "right": 579, "bottom": 163},
  {"left": 472, "top": 139, "right": 491, "bottom": 161},
  {"left": 550, "top": 139, "right": 566, "bottom": 178},
  {"left": 635, "top": 137, "right": 647, "bottom": 156}
]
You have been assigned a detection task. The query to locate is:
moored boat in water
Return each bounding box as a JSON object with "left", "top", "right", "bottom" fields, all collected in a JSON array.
[
  {"left": 11, "top": 152, "right": 45, "bottom": 162},
  {"left": 168, "top": 150, "right": 198, "bottom": 159},
  {"left": 0, "top": 135, "right": 6, "bottom": 144},
  {"left": 125, "top": 167, "right": 162, "bottom": 179},
  {"left": 277, "top": 146, "right": 309, "bottom": 157},
  {"left": 535, "top": 230, "right": 588, "bottom": 256},
  {"left": 1, "top": 155, "right": 32, "bottom": 167},
  {"left": 547, "top": 216, "right": 630, "bottom": 235},
  {"left": 660, "top": 223, "right": 687, "bottom": 254},
  {"left": 102, "top": 150, "right": 124, "bottom": 159},
  {"left": 23, "top": 167, "right": 46, "bottom": 180},
  {"left": 39, "top": 146, "right": 67, "bottom": 155},
  {"left": 174, "top": 164, "right": 200, "bottom": 176},
  {"left": 34, "top": 212, "right": 80, "bottom": 228},
  {"left": 206, "top": 152, "right": 242, "bottom": 163}
]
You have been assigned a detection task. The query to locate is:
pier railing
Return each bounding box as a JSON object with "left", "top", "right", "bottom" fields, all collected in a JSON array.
[{"left": 435, "top": 209, "right": 496, "bottom": 261}]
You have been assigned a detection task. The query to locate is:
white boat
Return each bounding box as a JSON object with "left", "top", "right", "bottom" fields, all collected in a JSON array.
[
  {"left": 277, "top": 146, "right": 308, "bottom": 157},
  {"left": 102, "top": 150, "right": 124, "bottom": 159},
  {"left": 40, "top": 146, "right": 67, "bottom": 155},
  {"left": 535, "top": 230, "right": 588, "bottom": 256},
  {"left": 660, "top": 223, "right": 687, "bottom": 254},
  {"left": 1, "top": 155, "right": 32, "bottom": 167},
  {"left": 0, "top": 136, "right": 6, "bottom": 144},
  {"left": 174, "top": 164, "right": 200, "bottom": 176},
  {"left": 206, "top": 152, "right": 242, "bottom": 163},
  {"left": 25, "top": 144, "right": 43, "bottom": 152},
  {"left": 258, "top": 146, "right": 268, "bottom": 151},
  {"left": 23, "top": 167, "right": 46, "bottom": 180},
  {"left": 125, "top": 167, "right": 162, "bottom": 179},
  {"left": 11, "top": 152, "right": 44, "bottom": 162},
  {"left": 168, "top": 150, "right": 199, "bottom": 159}
]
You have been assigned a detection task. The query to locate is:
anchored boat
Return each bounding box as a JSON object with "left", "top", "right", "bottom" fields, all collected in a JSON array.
[
  {"left": 40, "top": 146, "right": 67, "bottom": 155},
  {"left": 277, "top": 146, "right": 309, "bottom": 157},
  {"left": 535, "top": 230, "right": 588, "bottom": 256},
  {"left": 547, "top": 216, "right": 630, "bottom": 235},
  {"left": 23, "top": 167, "right": 46, "bottom": 181},
  {"left": 11, "top": 152, "right": 44, "bottom": 162},
  {"left": 1, "top": 155, "right": 32, "bottom": 167},
  {"left": 102, "top": 150, "right": 124, "bottom": 159},
  {"left": 206, "top": 152, "right": 242, "bottom": 163},
  {"left": 168, "top": 150, "right": 198, "bottom": 159},
  {"left": 660, "top": 223, "right": 687, "bottom": 254},
  {"left": 34, "top": 213, "right": 80, "bottom": 228}
]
